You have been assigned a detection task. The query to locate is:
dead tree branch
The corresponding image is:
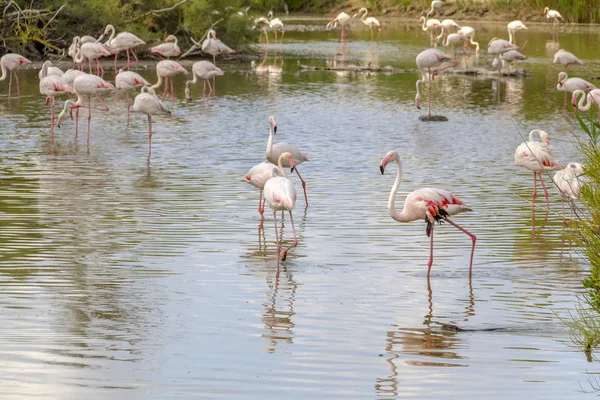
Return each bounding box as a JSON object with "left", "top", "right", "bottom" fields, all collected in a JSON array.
[{"left": 125, "top": 0, "right": 190, "bottom": 23}]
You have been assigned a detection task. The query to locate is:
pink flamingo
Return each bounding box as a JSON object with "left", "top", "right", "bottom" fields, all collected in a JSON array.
[
  {"left": 102, "top": 24, "right": 146, "bottom": 71},
  {"left": 353, "top": 8, "right": 382, "bottom": 42},
  {"left": 415, "top": 48, "right": 457, "bottom": 117},
  {"left": 38, "top": 61, "right": 64, "bottom": 79},
  {"left": 202, "top": 30, "right": 236, "bottom": 65},
  {"left": 115, "top": 69, "right": 150, "bottom": 126},
  {"left": 553, "top": 49, "right": 583, "bottom": 70},
  {"left": 514, "top": 129, "right": 562, "bottom": 218},
  {"left": 554, "top": 162, "right": 584, "bottom": 228},
  {"left": 149, "top": 35, "right": 181, "bottom": 59},
  {"left": 132, "top": 86, "right": 171, "bottom": 157},
  {"left": 60, "top": 69, "right": 87, "bottom": 135},
  {"left": 265, "top": 116, "right": 309, "bottom": 205},
  {"left": 57, "top": 74, "right": 115, "bottom": 139},
  {"left": 380, "top": 151, "right": 476, "bottom": 276},
  {"left": 74, "top": 43, "right": 112, "bottom": 77},
  {"left": 572, "top": 89, "right": 600, "bottom": 114},
  {"left": 244, "top": 162, "right": 282, "bottom": 220},
  {"left": 0, "top": 53, "right": 31, "bottom": 100},
  {"left": 264, "top": 152, "right": 298, "bottom": 264},
  {"left": 151, "top": 60, "right": 188, "bottom": 105},
  {"left": 557, "top": 72, "right": 596, "bottom": 105},
  {"left": 39, "top": 76, "right": 72, "bottom": 135},
  {"left": 184, "top": 61, "right": 223, "bottom": 100},
  {"left": 326, "top": 12, "right": 352, "bottom": 41}
]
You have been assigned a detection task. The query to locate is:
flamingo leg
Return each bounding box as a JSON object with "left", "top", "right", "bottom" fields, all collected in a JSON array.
[
  {"left": 273, "top": 210, "right": 280, "bottom": 265},
  {"left": 532, "top": 172, "right": 538, "bottom": 217},
  {"left": 50, "top": 97, "right": 55, "bottom": 136},
  {"left": 280, "top": 30, "right": 285, "bottom": 44},
  {"left": 538, "top": 173, "right": 550, "bottom": 211},
  {"left": 126, "top": 49, "right": 131, "bottom": 70},
  {"left": 148, "top": 115, "right": 152, "bottom": 157},
  {"left": 281, "top": 211, "right": 297, "bottom": 261},
  {"left": 170, "top": 76, "right": 175, "bottom": 106},
  {"left": 292, "top": 166, "right": 308, "bottom": 205},
  {"left": 8, "top": 70, "right": 12, "bottom": 101},
  {"left": 203, "top": 79, "right": 206, "bottom": 99},
  {"left": 445, "top": 218, "right": 477, "bottom": 275},
  {"left": 427, "top": 226, "right": 434, "bottom": 277},
  {"left": 89, "top": 58, "right": 93, "bottom": 75},
  {"left": 161, "top": 76, "right": 169, "bottom": 100},
  {"left": 126, "top": 91, "right": 130, "bottom": 127},
  {"left": 15, "top": 72, "right": 20, "bottom": 99},
  {"left": 258, "top": 189, "right": 264, "bottom": 219},
  {"left": 206, "top": 78, "right": 214, "bottom": 98},
  {"left": 370, "top": 26, "right": 374, "bottom": 42},
  {"left": 428, "top": 68, "right": 432, "bottom": 117},
  {"left": 131, "top": 49, "right": 139, "bottom": 64},
  {"left": 75, "top": 107, "right": 79, "bottom": 138},
  {"left": 87, "top": 96, "right": 92, "bottom": 140},
  {"left": 114, "top": 53, "right": 118, "bottom": 72}
]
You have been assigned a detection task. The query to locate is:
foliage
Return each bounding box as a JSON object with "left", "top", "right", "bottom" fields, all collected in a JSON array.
[{"left": 563, "top": 301, "right": 600, "bottom": 359}]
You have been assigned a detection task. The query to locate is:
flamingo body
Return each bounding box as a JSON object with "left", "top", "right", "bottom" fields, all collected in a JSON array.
[
  {"left": 544, "top": 7, "right": 564, "bottom": 23},
  {"left": 557, "top": 72, "right": 596, "bottom": 94},
  {"left": 457, "top": 26, "right": 479, "bottom": 53},
  {"left": 39, "top": 61, "right": 64, "bottom": 79},
  {"left": 185, "top": 61, "right": 223, "bottom": 99},
  {"left": 202, "top": 30, "right": 236, "bottom": 63},
  {"left": 507, "top": 20, "right": 527, "bottom": 44},
  {"left": 0, "top": 53, "right": 31, "bottom": 99},
  {"left": 415, "top": 48, "right": 456, "bottom": 116},
  {"left": 553, "top": 49, "right": 584, "bottom": 69},
  {"left": 554, "top": 163, "right": 584, "bottom": 200},
  {"left": 149, "top": 35, "right": 181, "bottom": 59},
  {"left": 152, "top": 60, "right": 188, "bottom": 104},
  {"left": 132, "top": 86, "right": 171, "bottom": 156}
]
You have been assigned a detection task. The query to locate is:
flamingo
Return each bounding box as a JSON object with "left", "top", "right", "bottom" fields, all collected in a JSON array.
[
  {"left": 39, "top": 76, "right": 72, "bottom": 135},
  {"left": 60, "top": 69, "right": 87, "bottom": 134},
  {"left": 202, "top": 30, "right": 237, "bottom": 64},
  {"left": 544, "top": 7, "right": 564, "bottom": 24},
  {"left": 554, "top": 162, "right": 584, "bottom": 228},
  {"left": 56, "top": 74, "right": 115, "bottom": 139},
  {"left": 553, "top": 49, "right": 584, "bottom": 69},
  {"left": 102, "top": 24, "right": 146, "bottom": 71},
  {"left": 557, "top": 72, "right": 596, "bottom": 106},
  {"left": 571, "top": 89, "right": 600, "bottom": 114},
  {"left": 444, "top": 33, "right": 469, "bottom": 56},
  {"left": 326, "top": 12, "right": 352, "bottom": 41},
  {"left": 426, "top": 0, "right": 445, "bottom": 18},
  {"left": 0, "top": 53, "right": 31, "bottom": 100},
  {"left": 265, "top": 116, "right": 309, "bottom": 205},
  {"left": 74, "top": 43, "right": 112, "bottom": 77},
  {"left": 264, "top": 152, "right": 298, "bottom": 263},
  {"left": 353, "top": 8, "right": 381, "bottom": 42},
  {"left": 456, "top": 26, "right": 479, "bottom": 54},
  {"left": 243, "top": 162, "right": 283, "bottom": 220},
  {"left": 514, "top": 129, "right": 562, "bottom": 215},
  {"left": 149, "top": 35, "right": 181, "bottom": 59},
  {"left": 379, "top": 151, "right": 476, "bottom": 277},
  {"left": 151, "top": 60, "right": 188, "bottom": 105},
  {"left": 499, "top": 49, "right": 527, "bottom": 75},
  {"left": 116, "top": 69, "right": 150, "bottom": 126},
  {"left": 184, "top": 61, "right": 223, "bottom": 100},
  {"left": 419, "top": 17, "right": 441, "bottom": 33},
  {"left": 488, "top": 38, "right": 520, "bottom": 74},
  {"left": 132, "top": 86, "right": 171, "bottom": 157},
  {"left": 435, "top": 19, "right": 460, "bottom": 43},
  {"left": 266, "top": 11, "right": 285, "bottom": 43},
  {"left": 38, "top": 61, "right": 64, "bottom": 79},
  {"left": 253, "top": 17, "right": 271, "bottom": 46},
  {"left": 415, "top": 48, "right": 457, "bottom": 117},
  {"left": 507, "top": 20, "right": 527, "bottom": 45}
]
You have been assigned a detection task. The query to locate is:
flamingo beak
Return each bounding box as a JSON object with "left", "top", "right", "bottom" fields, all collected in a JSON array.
[
  {"left": 289, "top": 159, "right": 296, "bottom": 173},
  {"left": 273, "top": 126, "right": 277, "bottom": 134},
  {"left": 380, "top": 165, "right": 385, "bottom": 174}
]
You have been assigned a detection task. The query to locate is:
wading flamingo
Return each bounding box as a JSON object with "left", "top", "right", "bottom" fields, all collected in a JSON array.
[
  {"left": 244, "top": 162, "right": 282, "bottom": 220},
  {"left": 554, "top": 162, "right": 584, "bottom": 228},
  {"left": 266, "top": 11, "right": 285, "bottom": 43},
  {"left": 444, "top": 33, "right": 469, "bottom": 56},
  {"left": 326, "top": 12, "right": 352, "bottom": 41},
  {"left": 571, "top": 89, "right": 600, "bottom": 115},
  {"left": 149, "top": 35, "right": 181, "bottom": 59},
  {"left": 202, "top": 30, "right": 236, "bottom": 64},
  {"left": 151, "top": 60, "right": 188, "bottom": 105},
  {"left": 426, "top": 0, "right": 445, "bottom": 18},
  {"left": 132, "top": 86, "right": 171, "bottom": 157},
  {"left": 265, "top": 116, "right": 309, "bottom": 205},
  {"left": 264, "top": 152, "right": 298, "bottom": 263},
  {"left": 74, "top": 43, "right": 112, "bottom": 77},
  {"left": 544, "top": 7, "right": 564, "bottom": 24},
  {"left": 456, "top": 26, "right": 479, "bottom": 54},
  {"left": 553, "top": 49, "right": 584, "bottom": 70},
  {"left": 40, "top": 76, "right": 72, "bottom": 135},
  {"left": 0, "top": 53, "right": 31, "bottom": 100},
  {"left": 253, "top": 17, "right": 271, "bottom": 46},
  {"left": 514, "top": 129, "right": 562, "bottom": 216},
  {"left": 38, "top": 61, "right": 64, "bottom": 79},
  {"left": 415, "top": 48, "right": 457, "bottom": 117},
  {"left": 435, "top": 19, "right": 460, "bottom": 43},
  {"left": 507, "top": 20, "right": 527, "bottom": 45},
  {"left": 419, "top": 17, "right": 441, "bottom": 33},
  {"left": 102, "top": 24, "right": 146, "bottom": 71},
  {"left": 184, "top": 61, "right": 223, "bottom": 100},
  {"left": 557, "top": 72, "right": 596, "bottom": 106},
  {"left": 353, "top": 8, "right": 381, "bottom": 42},
  {"left": 488, "top": 38, "right": 519, "bottom": 73},
  {"left": 499, "top": 49, "right": 527, "bottom": 75},
  {"left": 380, "top": 151, "right": 476, "bottom": 277},
  {"left": 60, "top": 69, "right": 87, "bottom": 134},
  {"left": 115, "top": 69, "right": 150, "bottom": 126}
]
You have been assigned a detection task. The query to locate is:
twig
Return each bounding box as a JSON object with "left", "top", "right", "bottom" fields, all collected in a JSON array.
[
  {"left": 44, "top": 3, "right": 66, "bottom": 28},
  {"left": 124, "top": 0, "right": 190, "bottom": 23},
  {"left": 179, "top": 18, "right": 223, "bottom": 59}
]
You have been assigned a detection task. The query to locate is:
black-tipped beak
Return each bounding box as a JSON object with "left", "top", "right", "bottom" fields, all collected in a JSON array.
[
  {"left": 416, "top": 105, "right": 421, "bottom": 110},
  {"left": 380, "top": 165, "right": 385, "bottom": 174},
  {"left": 273, "top": 126, "right": 277, "bottom": 134},
  {"left": 291, "top": 167, "right": 295, "bottom": 173}
]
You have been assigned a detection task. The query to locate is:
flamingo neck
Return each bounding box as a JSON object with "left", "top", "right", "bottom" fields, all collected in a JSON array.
[
  {"left": 0, "top": 63, "right": 7, "bottom": 81},
  {"left": 388, "top": 159, "right": 412, "bottom": 223},
  {"left": 277, "top": 156, "right": 287, "bottom": 177},
  {"left": 74, "top": 48, "right": 84, "bottom": 64},
  {"left": 361, "top": 10, "right": 368, "bottom": 22},
  {"left": 420, "top": 17, "right": 427, "bottom": 31},
  {"left": 151, "top": 71, "right": 164, "bottom": 89},
  {"left": 266, "top": 125, "right": 274, "bottom": 158},
  {"left": 578, "top": 92, "right": 592, "bottom": 111},
  {"left": 106, "top": 25, "right": 116, "bottom": 43},
  {"left": 508, "top": 30, "right": 514, "bottom": 44},
  {"left": 470, "top": 38, "right": 480, "bottom": 52}
]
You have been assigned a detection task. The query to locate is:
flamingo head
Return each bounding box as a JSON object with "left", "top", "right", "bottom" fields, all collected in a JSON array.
[
  {"left": 269, "top": 115, "right": 277, "bottom": 133},
  {"left": 569, "top": 162, "right": 585, "bottom": 175},
  {"left": 165, "top": 35, "right": 176, "bottom": 42},
  {"left": 543, "top": 7, "right": 549, "bottom": 15},
  {"left": 115, "top": 68, "right": 124, "bottom": 76},
  {"left": 415, "top": 93, "right": 421, "bottom": 110},
  {"left": 539, "top": 131, "right": 550, "bottom": 145},
  {"left": 557, "top": 71, "right": 567, "bottom": 85},
  {"left": 380, "top": 151, "right": 399, "bottom": 174}
]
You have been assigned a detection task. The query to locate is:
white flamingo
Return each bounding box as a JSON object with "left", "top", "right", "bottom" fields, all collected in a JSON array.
[
  {"left": 326, "top": 12, "right": 352, "bottom": 41},
  {"left": 116, "top": 69, "right": 150, "bottom": 126},
  {"left": 557, "top": 72, "right": 596, "bottom": 106},
  {"left": 265, "top": 116, "right": 309, "bottom": 205},
  {"left": 151, "top": 60, "right": 188, "bottom": 105},
  {"left": 184, "top": 61, "right": 223, "bottom": 100},
  {"left": 202, "top": 30, "right": 236, "bottom": 64},
  {"left": 553, "top": 49, "right": 584, "bottom": 69},
  {"left": 102, "top": 24, "right": 146, "bottom": 71},
  {"left": 380, "top": 151, "right": 476, "bottom": 277},
  {"left": 74, "top": 43, "right": 112, "bottom": 77},
  {"left": 419, "top": 17, "right": 441, "bottom": 32},
  {"left": 544, "top": 7, "right": 564, "bottom": 24},
  {"left": 571, "top": 89, "right": 600, "bottom": 114},
  {"left": 507, "top": 20, "right": 528, "bottom": 45},
  {"left": 444, "top": 33, "right": 469, "bottom": 56},
  {"left": 266, "top": 11, "right": 285, "bottom": 43},
  {"left": 456, "top": 26, "right": 479, "bottom": 54},
  {"left": 426, "top": 0, "right": 445, "bottom": 18},
  {"left": 253, "top": 17, "right": 272, "bottom": 46},
  {"left": 0, "top": 53, "right": 31, "bottom": 100},
  {"left": 243, "top": 162, "right": 283, "bottom": 220},
  {"left": 499, "top": 49, "right": 527, "bottom": 74},
  {"left": 488, "top": 38, "right": 520, "bottom": 73},
  {"left": 435, "top": 19, "right": 461, "bottom": 43},
  {"left": 149, "top": 35, "right": 181, "bottom": 59},
  {"left": 353, "top": 8, "right": 381, "bottom": 42},
  {"left": 38, "top": 60, "right": 64, "bottom": 79},
  {"left": 554, "top": 162, "right": 584, "bottom": 228},
  {"left": 264, "top": 152, "right": 299, "bottom": 263},
  {"left": 40, "top": 76, "right": 72, "bottom": 135},
  {"left": 415, "top": 48, "right": 456, "bottom": 116},
  {"left": 132, "top": 86, "right": 171, "bottom": 157}
]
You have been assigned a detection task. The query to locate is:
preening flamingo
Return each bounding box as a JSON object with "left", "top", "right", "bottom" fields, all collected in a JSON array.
[
  {"left": 456, "top": 26, "right": 479, "bottom": 54},
  {"left": 39, "top": 61, "right": 64, "bottom": 79},
  {"left": 115, "top": 69, "right": 150, "bottom": 126},
  {"left": 353, "top": 8, "right": 381, "bottom": 42},
  {"left": 380, "top": 151, "right": 476, "bottom": 277},
  {"left": 426, "top": 0, "right": 445, "bottom": 18},
  {"left": 102, "top": 24, "right": 146, "bottom": 71},
  {"left": 514, "top": 129, "right": 562, "bottom": 216},
  {"left": 415, "top": 48, "right": 457, "bottom": 117},
  {"left": 326, "top": 12, "right": 352, "bottom": 41},
  {"left": 184, "top": 61, "right": 223, "bottom": 100},
  {"left": 265, "top": 116, "right": 309, "bottom": 205},
  {"left": 264, "top": 152, "right": 298, "bottom": 263},
  {"left": 151, "top": 60, "right": 188, "bottom": 105},
  {"left": 571, "top": 89, "right": 600, "bottom": 113},
  {"left": 149, "top": 35, "right": 181, "bottom": 59},
  {"left": 202, "top": 30, "right": 236, "bottom": 64},
  {"left": 132, "top": 86, "right": 171, "bottom": 157},
  {"left": 74, "top": 43, "right": 112, "bottom": 77},
  {"left": 544, "top": 7, "right": 564, "bottom": 24},
  {"left": 554, "top": 162, "right": 584, "bottom": 227},
  {"left": 0, "top": 53, "right": 31, "bottom": 100},
  {"left": 444, "top": 33, "right": 469, "bottom": 56},
  {"left": 557, "top": 72, "right": 596, "bottom": 106},
  {"left": 553, "top": 49, "right": 584, "bottom": 69},
  {"left": 507, "top": 20, "right": 527, "bottom": 45},
  {"left": 244, "top": 162, "right": 283, "bottom": 219},
  {"left": 266, "top": 11, "right": 285, "bottom": 43},
  {"left": 40, "top": 76, "right": 72, "bottom": 135}
]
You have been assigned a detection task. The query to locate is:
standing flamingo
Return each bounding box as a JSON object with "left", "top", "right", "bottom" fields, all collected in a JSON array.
[
  {"left": 132, "top": 86, "right": 171, "bottom": 157},
  {"left": 326, "top": 12, "right": 352, "bottom": 41},
  {"left": 507, "top": 20, "right": 528, "bottom": 45},
  {"left": 0, "top": 54, "right": 31, "bottom": 100},
  {"left": 253, "top": 17, "right": 271, "bottom": 46},
  {"left": 456, "top": 26, "right": 479, "bottom": 54},
  {"left": 554, "top": 162, "right": 584, "bottom": 228},
  {"left": 202, "top": 30, "right": 237, "bottom": 64},
  {"left": 60, "top": 69, "right": 87, "bottom": 135},
  {"left": 426, "top": 0, "right": 445, "bottom": 18},
  {"left": 149, "top": 35, "right": 181, "bottom": 59},
  {"left": 571, "top": 89, "right": 600, "bottom": 119},
  {"left": 40, "top": 76, "right": 72, "bottom": 135},
  {"left": 444, "top": 33, "right": 469, "bottom": 56},
  {"left": 419, "top": 17, "right": 441, "bottom": 33},
  {"left": 435, "top": 19, "right": 461, "bottom": 44},
  {"left": 380, "top": 151, "right": 476, "bottom": 277},
  {"left": 74, "top": 43, "right": 112, "bottom": 77},
  {"left": 488, "top": 38, "right": 519, "bottom": 74},
  {"left": 266, "top": 11, "right": 285, "bottom": 44},
  {"left": 514, "top": 129, "right": 562, "bottom": 216},
  {"left": 499, "top": 49, "right": 527, "bottom": 75},
  {"left": 184, "top": 61, "right": 223, "bottom": 100},
  {"left": 553, "top": 49, "right": 584, "bottom": 70},
  {"left": 544, "top": 7, "right": 564, "bottom": 24},
  {"left": 415, "top": 48, "right": 457, "bottom": 117},
  {"left": 56, "top": 74, "right": 115, "bottom": 139},
  {"left": 115, "top": 69, "right": 150, "bottom": 126},
  {"left": 265, "top": 116, "right": 309, "bottom": 205},
  {"left": 244, "top": 162, "right": 282, "bottom": 220},
  {"left": 264, "top": 152, "right": 298, "bottom": 263},
  {"left": 557, "top": 72, "right": 596, "bottom": 106},
  {"left": 102, "top": 24, "right": 146, "bottom": 71},
  {"left": 353, "top": 8, "right": 381, "bottom": 42},
  {"left": 38, "top": 61, "right": 64, "bottom": 79},
  {"left": 151, "top": 60, "right": 188, "bottom": 105}
]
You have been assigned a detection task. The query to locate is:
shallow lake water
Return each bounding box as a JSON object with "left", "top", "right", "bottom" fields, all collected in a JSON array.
[{"left": 0, "top": 16, "right": 597, "bottom": 399}]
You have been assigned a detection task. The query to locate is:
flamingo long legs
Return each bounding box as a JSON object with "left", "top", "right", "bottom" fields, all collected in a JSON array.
[
  {"left": 537, "top": 173, "right": 550, "bottom": 211},
  {"left": 281, "top": 211, "right": 297, "bottom": 261},
  {"left": 427, "top": 227, "right": 435, "bottom": 276},
  {"left": 14, "top": 72, "right": 20, "bottom": 99},
  {"left": 148, "top": 115, "right": 153, "bottom": 157},
  {"left": 273, "top": 210, "right": 281, "bottom": 264},
  {"left": 257, "top": 189, "right": 265, "bottom": 219},
  {"left": 292, "top": 167, "right": 308, "bottom": 205},
  {"left": 161, "top": 77, "right": 169, "bottom": 100},
  {"left": 170, "top": 77, "right": 175, "bottom": 105},
  {"left": 50, "top": 97, "right": 55, "bottom": 135},
  {"left": 8, "top": 70, "right": 12, "bottom": 100},
  {"left": 87, "top": 96, "right": 92, "bottom": 139},
  {"left": 426, "top": 219, "right": 476, "bottom": 277}
]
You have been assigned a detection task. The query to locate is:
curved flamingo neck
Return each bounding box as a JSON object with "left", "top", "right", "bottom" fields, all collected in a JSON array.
[
  {"left": 105, "top": 25, "right": 116, "bottom": 43},
  {"left": 360, "top": 9, "right": 368, "bottom": 21},
  {"left": 577, "top": 91, "right": 592, "bottom": 111},
  {"left": 420, "top": 17, "right": 427, "bottom": 31},
  {"left": 74, "top": 48, "right": 84, "bottom": 64},
  {"left": 277, "top": 155, "right": 288, "bottom": 177},
  {"left": 151, "top": 71, "right": 164, "bottom": 90},
  {"left": 388, "top": 158, "right": 413, "bottom": 223},
  {"left": 266, "top": 125, "right": 274, "bottom": 159},
  {"left": 508, "top": 30, "right": 514, "bottom": 44},
  {"left": 0, "top": 63, "right": 7, "bottom": 81}
]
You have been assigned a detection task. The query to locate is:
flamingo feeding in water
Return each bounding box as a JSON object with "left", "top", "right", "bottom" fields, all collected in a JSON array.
[
  {"left": 39, "top": 76, "right": 72, "bottom": 135},
  {"left": 115, "top": 69, "right": 150, "bottom": 126},
  {"left": 353, "top": 8, "right": 381, "bottom": 42},
  {"left": 514, "top": 129, "right": 562, "bottom": 216},
  {"left": 185, "top": 61, "right": 223, "bottom": 100},
  {"left": 557, "top": 72, "right": 596, "bottom": 106},
  {"left": 0, "top": 53, "right": 31, "bottom": 100},
  {"left": 151, "top": 60, "right": 188, "bottom": 105},
  {"left": 132, "top": 86, "right": 171, "bottom": 157},
  {"left": 102, "top": 24, "right": 146, "bottom": 71},
  {"left": 326, "top": 12, "right": 352, "bottom": 41},
  {"left": 435, "top": 19, "right": 461, "bottom": 44},
  {"left": 554, "top": 162, "right": 584, "bottom": 227},
  {"left": 380, "top": 151, "right": 476, "bottom": 276},
  {"left": 426, "top": 0, "right": 445, "bottom": 18},
  {"left": 149, "top": 35, "right": 181, "bottom": 59},
  {"left": 264, "top": 152, "right": 298, "bottom": 264},
  {"left": 507, "top": 20, "right": 527, "bottom": 45},
  {"left": 266, "top": 11, "right": 285, "bottom": 43},
  {"left": 415, "top": 48, "right": 457, "bottom": 117},
  {"left": 244, "top": 162, "right": 282, "bottom": 220},
  {"left": 419, "top": 17, "right": 441, "bottom": 34},
  {"left": 265, "top": 116, "right": 309, "bottom": 205},
  {"left": 553, "top": 49, "right": 584, "bottom": 70}
]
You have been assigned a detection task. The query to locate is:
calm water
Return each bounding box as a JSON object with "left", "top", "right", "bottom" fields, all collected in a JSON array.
[{"left": 0, "top": 17, "right": 596, "bottom": 399}]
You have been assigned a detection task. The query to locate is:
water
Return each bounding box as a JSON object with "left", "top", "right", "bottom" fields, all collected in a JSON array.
[{"left": 0, "top": 17, "right": 596, "bottom": 399}]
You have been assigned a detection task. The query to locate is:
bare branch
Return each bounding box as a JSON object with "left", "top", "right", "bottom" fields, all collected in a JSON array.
[
  {"left": 179, "top": 18, "right": 223, "bottom": 59},
  {"left": 124, "top": 0, "right": 190, "bottom": 23}
]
